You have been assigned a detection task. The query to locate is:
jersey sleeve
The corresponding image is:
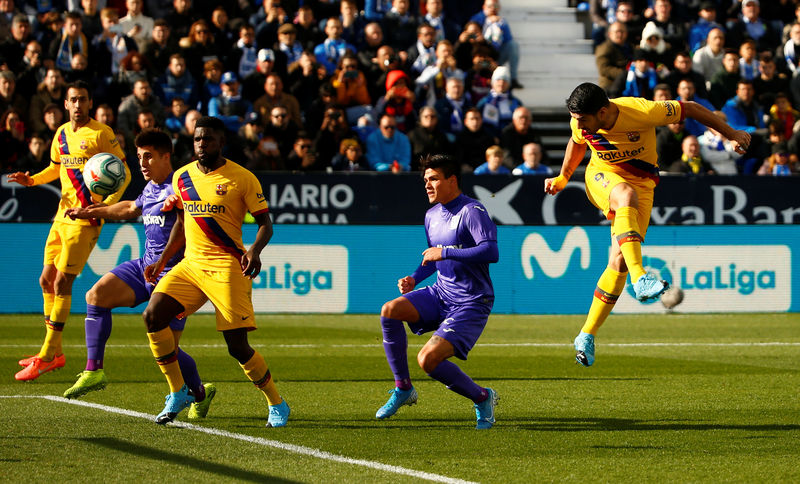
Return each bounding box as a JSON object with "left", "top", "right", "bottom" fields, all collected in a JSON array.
[
  {"left": 642, "top": 99, "right": 683, "bottom": 126},
  {"left": 244, "top": 171, "right": 269, "bottom": 215},
  {"left": 570, "top": 117, "right": 586, "bottom": 144},
  {"left": 463, "top": 203, "right": 497, "bottom": 246},
  {"left": 134, "top": 191, "right": 145, "bottom": 210}
]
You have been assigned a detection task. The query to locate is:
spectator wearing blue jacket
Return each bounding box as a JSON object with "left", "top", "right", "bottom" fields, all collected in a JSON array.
[
  {"left": 676, "top": 78, "right": 716, "bottom": 137},
  {"left": 153, "top": 53, "right": 198, "bottom": 108},
  {"left": 208, "top": 71, "right": 253, "bottom": 134},
  {"left": 366, "top": 114, "right": 411, "bottom": 171},
  {"left": 687, "top": 2, "right": 723, "bottom": 54},
  {"left": 621, "top": 51, "right": 658, "bottom": 99},
  {"left": 470, "top": 0, "right": 521, "bottom": 89},
  {"left": 475, "top": 66, "right": 522, "bottom": 138},
  {"left": 721, "top": 80, "right": 767, "bottom": 173},
  {"left": 474, "top": 144, "right": 510, "bottom": 174},
  {"left": 314, "top": 17, "right": 356, "bottom": 75}
]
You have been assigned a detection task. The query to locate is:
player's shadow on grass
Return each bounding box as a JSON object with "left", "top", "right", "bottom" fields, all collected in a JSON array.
[
  {"left": 510, "top": 417, "right": 800, "bottom": 432},
  {"left": 79, "top": 437, "right": 299, "bottom": 483}
]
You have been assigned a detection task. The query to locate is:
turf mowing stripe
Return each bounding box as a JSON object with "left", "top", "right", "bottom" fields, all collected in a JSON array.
[
  {"left": 2, "top": 342, "right": 800, "bottom": 349},
  {"left": 1, "top": 395, "right": 477, "bottom": 484}
]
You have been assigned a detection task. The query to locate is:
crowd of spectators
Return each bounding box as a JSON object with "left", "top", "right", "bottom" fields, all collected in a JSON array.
[
  {"left": 0, "top": 0, "right": 549, "bottom": 177},
  {"left": 592, "top": 0, "right": 800, "bottom": 175}
]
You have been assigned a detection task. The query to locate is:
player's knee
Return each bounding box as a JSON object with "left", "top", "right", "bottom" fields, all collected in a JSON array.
[
  {"left": 142, "top": 305, "right": 168, "bottom": 333},
  {"left": 226, "top": 343, "right": 254, "bottom": 364},
  {"left": 380, "top": 300, "right": 398, "bottom": 319},
  {"left": 39, "top": 274, "right": 54, "bottom": 291},
  {"left": 417, "top": 349, "right": 441, "bottom": 374},
  {"left": 85, "top": 286, "right": 99, "bottom": 306}
]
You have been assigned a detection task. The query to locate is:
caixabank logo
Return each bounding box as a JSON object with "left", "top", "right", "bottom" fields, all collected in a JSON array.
[{"left": 614, "top": 245, "right": 791, "bottom": 313}]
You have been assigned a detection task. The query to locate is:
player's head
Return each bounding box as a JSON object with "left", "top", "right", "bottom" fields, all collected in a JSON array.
[
  {"left": 566, "top": 82, "right": 611, "bottom": 134},
  {"left": 421, "top": 154, "right": 461, "bottom": 205},
  {"left": 193, "top": 116, "right": 226, "bottom": 166},
  {"left": 64, "top": 80, "right": 92, "bottom": 125},
  {"left": 135, "top": 128, "right": 173, "bottom": 183}
]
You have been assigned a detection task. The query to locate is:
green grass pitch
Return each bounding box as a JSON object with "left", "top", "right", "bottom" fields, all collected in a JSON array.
[{"left": 1, "top": 312, "right": 799, "bottom": 482}]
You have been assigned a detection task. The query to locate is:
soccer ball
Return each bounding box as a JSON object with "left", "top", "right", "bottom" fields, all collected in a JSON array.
[
  {"left": 83, "top": 153, "right": 126, "bottom": 196},
  {"left": 661, "top": 286, "right": 684, "bottom": 310}
]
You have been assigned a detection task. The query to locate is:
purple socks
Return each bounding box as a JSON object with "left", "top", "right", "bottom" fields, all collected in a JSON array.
[
  {"left": 177, "top": 348, "right": 204, "bottom": 402},
  {"left": 427, "top": 360, "right": 488, "bottom": 403},
  {"left": 85, "top": 305, "right": 112, "bottom": 371},
  {"left": 381, "top": 317, "right": 412, "bottom": 390}
]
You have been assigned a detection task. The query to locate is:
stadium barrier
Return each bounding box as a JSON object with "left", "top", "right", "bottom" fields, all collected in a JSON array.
[
  {"left": 0, "top": 224, "right": 796, "bottom": 314},
  {"left": 2, "top": 173, "right": 799, "bottom": 225}
]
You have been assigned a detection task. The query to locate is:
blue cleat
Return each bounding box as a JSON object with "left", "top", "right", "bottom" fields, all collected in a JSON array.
[
  {"left": 633, "top": 273, "right": 669, "bottom": 301},
  {"left": 155, "top": 384, "right": 195, "bottom": 425},
  {"left": 267, "top": 399, "right": 290, "bottom": 428},
  {"left": 474, "top": 388, "right": 499, "bottom": 429},
  {"left": 574, "top": 332, "right": 595, "bottom": 367},
  {"left": 375, "top": 387, "right": 418, "bottom": 419}
]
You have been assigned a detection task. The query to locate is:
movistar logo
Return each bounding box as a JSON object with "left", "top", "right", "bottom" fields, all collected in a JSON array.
[
  {"left": 184, "top": 201, "right": 226, "bottom": 215},
  {"left": 521, "top": 227, "right": 591, "bottom": 279}
]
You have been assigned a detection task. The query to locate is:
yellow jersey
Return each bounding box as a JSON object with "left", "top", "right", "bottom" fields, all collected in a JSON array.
[
  {"left": 32, "top": 119, "right": 129, "bottom": 226},
  {"left": 174, "top": 159, "right": 269, "bottom": 271},
  {"left": 571, "top": 97, "right": 683, "bottom": 180}
]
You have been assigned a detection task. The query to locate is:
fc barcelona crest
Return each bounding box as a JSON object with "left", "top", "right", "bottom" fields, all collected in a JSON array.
[
  {"left": 216, "top": 184, "right": 228, "bottom": 195},
  {"left": 626, "top": 131, "right": 640, "bottom": 142},
  {"left": 80, "top": 140, "right": 88, "bottom": 150}
]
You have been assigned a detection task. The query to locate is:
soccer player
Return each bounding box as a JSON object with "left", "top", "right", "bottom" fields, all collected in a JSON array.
[
  {"left": 544, "top": 82, "right": 751, "bottom": 367},
  {"left": 377, "top": 154, "right": 500, "bottom": 429},
  {"left": 7, "top": 80, "right": 130, "bottom": 381},
  {"left": 141, "top": 116, "right": 290, "bottom": 426},
  {"left": 61, "top": 129, "right": 215, "bottom": 419}
]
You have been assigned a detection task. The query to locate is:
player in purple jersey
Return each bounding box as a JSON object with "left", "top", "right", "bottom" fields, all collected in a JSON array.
[
  {"left": 376, "top": 154, "right": 501, "bottom": 429},
  {"left": 61, "top": 129, "right": 216, "bottom": 420}
]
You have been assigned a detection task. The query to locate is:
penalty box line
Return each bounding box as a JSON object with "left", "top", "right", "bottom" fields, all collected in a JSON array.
[{"left": 1, "top": 395, "right": 477, "bottom": 484}]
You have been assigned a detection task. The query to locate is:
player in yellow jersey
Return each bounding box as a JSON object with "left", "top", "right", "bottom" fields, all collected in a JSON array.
[
  {"left": 142, "top": 116, "right": 289, "bottom": 426},
  {"left": 7, "top": 80, "right": 130, "bottom": 381},
  {"left": 544, "top": 83, "right": 751, "bottom": 367}
]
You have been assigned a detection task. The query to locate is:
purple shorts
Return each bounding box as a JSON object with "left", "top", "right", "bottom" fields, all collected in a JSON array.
[
  {"left": 403, "top": 285, "right": 492, "bottom": 360},
  {"left": 110, "top": 258, "right": 186, "bottom": 331}
]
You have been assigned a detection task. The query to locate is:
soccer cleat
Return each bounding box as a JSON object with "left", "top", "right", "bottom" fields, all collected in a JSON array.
[
  {"left": 18, "top": 355, "right": 36, "bottom": 366},
  {"left": 633, "top": 273, "right": 669, "bottom": 301},
  {"left": 375, "top": 386, "right": 418, "bottom": 419},
  {"left": 574, "top": 332, "right": 595, "bottom": 367},
  {"left": 63, "top": 369, "right": 108, "bottom": 399},
  {"left": 155, "top": 384, "right": 195, "bottom": 425},
  {"left": 188, "top": 383, "right": 217, "bottom": 419},
  {"left": 474, "top": 388, "right": 499, "bottom": 429},
  {"left": 14, "top": 354, "right": 66, "bottom": 381},
  {"left": 267, "top": 399, "right": 290, "bottom": 428}
]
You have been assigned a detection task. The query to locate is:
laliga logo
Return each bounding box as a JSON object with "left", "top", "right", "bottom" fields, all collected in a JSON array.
[
  {"left": 627, "top": 256, "right": 674, "bottom": 305},
  {"left": 521, "top": 227, "right": 591, "bottom": 279}
]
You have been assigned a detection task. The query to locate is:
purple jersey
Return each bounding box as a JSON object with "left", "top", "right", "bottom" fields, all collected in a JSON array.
[
  {"left": 425, "top": 194, "right": 497, "bottom": 305},
  {"left": 135, "top": 172, "right": 183, "bottom": 269}
]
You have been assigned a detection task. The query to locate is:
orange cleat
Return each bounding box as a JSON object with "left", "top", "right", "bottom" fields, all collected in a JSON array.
[
  {"left": 15, "top": 354, "right": 66, "bottom": 381},
  {"left": 18, "top": 355, "right": 37, "bottom": 366}
]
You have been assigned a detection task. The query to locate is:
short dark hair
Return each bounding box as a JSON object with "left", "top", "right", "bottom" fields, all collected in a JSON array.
[
  {"left": 135, "top": 128, "right": 173, "bottom": 154},
  {"left": 65, "top": 80, "right": 92, "bottom": 99},
  {"left": 195, "top": 116, "right": 226, "bottom": 134},
  {"left": 566, "top": 82, "right": 609, "bottom": 114},
  {"left": 421, "top": 154, "right": 461, "bottom": 186}
]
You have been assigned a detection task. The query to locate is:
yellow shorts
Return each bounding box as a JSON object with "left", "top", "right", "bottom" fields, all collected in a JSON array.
[
  {"left": 153, "top": 259, "right": 257, "bottom": 331},
  {"left": 43, "top": 221, "right": 101, "bottom": 275},
  {"left": 584, "top": 163, "right": 656, "bottom": 238}
]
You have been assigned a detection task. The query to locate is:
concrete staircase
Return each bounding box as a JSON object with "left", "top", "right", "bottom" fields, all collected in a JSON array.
[{"left": 499, "top": 0, "right": 595, "bottom": 163}]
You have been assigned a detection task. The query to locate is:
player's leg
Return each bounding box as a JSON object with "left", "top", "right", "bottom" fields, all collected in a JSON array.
[
  {"left": 417, "top": 305, "right": 498, "bottom": 429},
  {"left": 380, "top": 296, "right": 420, "bottom": 391},
  {"left": 63, "top": 272, "right": 136, "bottom": 398},
  {"left": 172, "top": 325, "right": 217, "bottom": 419},
  {"left": 18, "top": 264, "right": 56, "bottom": 367},
  {"left": 223, "top": 327, "right": 289, "bottom": 428},
  {"left": 574, "top": 243, "right": 628, "bottom": 367}
]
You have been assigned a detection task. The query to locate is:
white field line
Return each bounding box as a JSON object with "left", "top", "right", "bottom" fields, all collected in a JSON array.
[
  {"left": 0, "top": 395, "right": 477, "bottom": 484},
  {"left": 2, "top": 342, "right": 800, "bottom": 349}
]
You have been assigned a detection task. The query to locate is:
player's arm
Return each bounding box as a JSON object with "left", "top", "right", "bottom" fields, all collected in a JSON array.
[
  {"left": 65, "top": 201, "right": 141, "bottom": 221},
  {"left": 241, "top": 211, "right": 273, "bottom": 279},
  {"left": 144, "top": 209, "right": 185, "bottom": 284},
  {"left": 544, "top": 137, "right": 587, "bottom": 195},
  {"left": 7, "top": 160, "right": 60, "bottom": 186},
  {"left": 426, "top": 240, "right": 499, "bottom": 264},
  {"left": 681, "top": 101, "right": 751, "bottom": 154}
]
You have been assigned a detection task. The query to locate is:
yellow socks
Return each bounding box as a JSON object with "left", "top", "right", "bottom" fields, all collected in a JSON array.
[
  {"left": 147, "top": 327, "right": 185, "bottom": 393},
  {"left": 614, "top": 206, "right": 646, "bottom": 282},
  {"left": 241, "top": 351, "right": 282, "bottom": 406},
  {"left": 581, "top": 267, "right": 628, "bottom": 335},
  {"left": 39, "top": 294, "right": 70, "bottom": 360}
]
